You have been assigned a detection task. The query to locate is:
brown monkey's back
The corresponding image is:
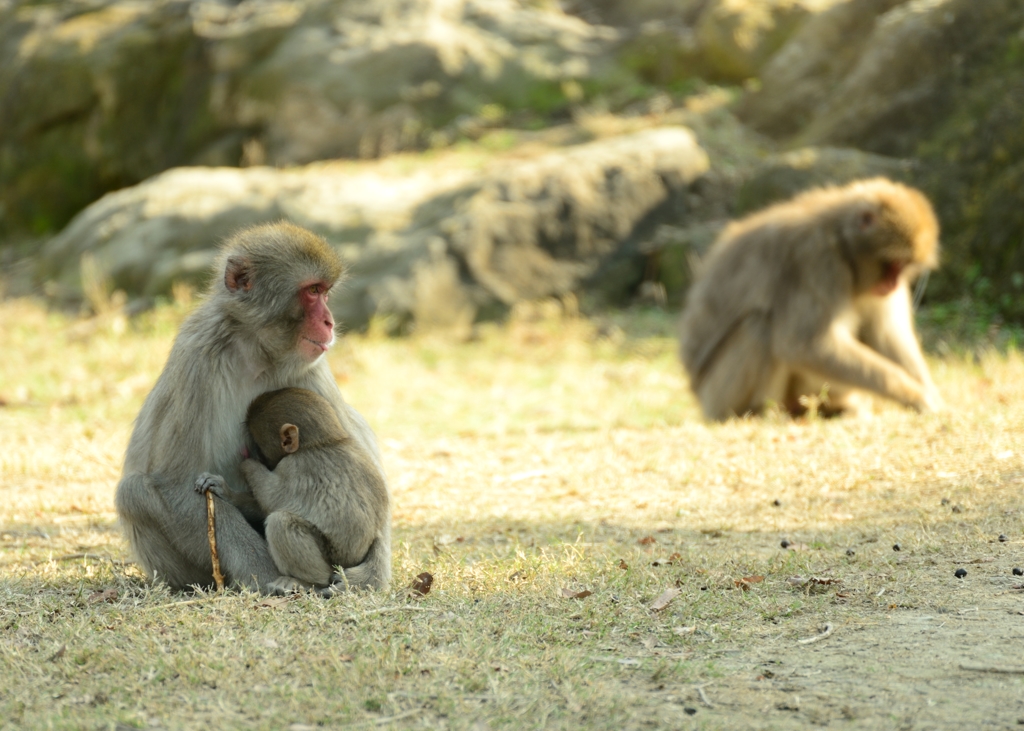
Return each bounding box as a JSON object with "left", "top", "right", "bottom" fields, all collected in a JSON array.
[{"left": 680, "top": 178, "right": 938, "bottom": 384}]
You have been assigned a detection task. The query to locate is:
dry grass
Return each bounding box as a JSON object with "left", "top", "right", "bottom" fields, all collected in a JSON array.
[{"left": 3, "top": 296, "right": 1024, "bottom": 730}]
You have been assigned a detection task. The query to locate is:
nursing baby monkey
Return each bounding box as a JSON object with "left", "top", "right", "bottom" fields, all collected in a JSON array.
[
  {"left": 680, "top": 178, "right": 943, "bottom": 420},
  {"left": 195, "top": 387, "right": 389, "bottom": 593}
]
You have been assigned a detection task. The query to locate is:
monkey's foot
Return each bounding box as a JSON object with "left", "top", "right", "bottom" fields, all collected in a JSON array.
[
  {"left": 315, "top": 574, "right": 350, "bottom": 598},
  {"left": 193, "top": 472, "right": 228, "bottom": 498},
  {"left": 268, "top": 575, "right": 313, "bottom": 596}
]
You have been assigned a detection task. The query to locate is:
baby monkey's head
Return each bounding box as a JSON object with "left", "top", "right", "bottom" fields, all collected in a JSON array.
[{"left": 245, "top": 387, "right": 348, "bottom": 469}]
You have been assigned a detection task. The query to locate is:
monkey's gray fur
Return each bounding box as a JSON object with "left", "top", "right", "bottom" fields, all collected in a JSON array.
[{"left": 115, "top": 222, "right": 391, "bottom": 594}]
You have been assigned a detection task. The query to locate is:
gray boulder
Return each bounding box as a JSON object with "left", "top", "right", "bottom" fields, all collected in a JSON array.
[
  {"left": 737, "top": 0, "right": 909, "bottom": 137},
  {"left": 40, "top": 127, "right": 709, "bottom": 331},
  {"left": 0, "top": 0, "right": 626, "bottom": 237},
  {"left": 735, "top": 146, "right": 915, "bottom": 214},
  {"left": 695, "top": 0, "right": 845, "bottom": 82}
]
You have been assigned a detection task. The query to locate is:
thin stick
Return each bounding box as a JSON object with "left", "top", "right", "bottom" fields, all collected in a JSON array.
[
  {"left": 353, "top": 606, "right": 443, "bottom": 620},
  {"left": 959, "top": 663, "right": 1024, "bottom": 675},
  {"left": 206, "top": 492, "right": 225, "bottom": 592},
  {"left": 372, "top": 708, "right": 421, "bottom": 725},
  {"left": 138, "top": 597, "right": 229, "bottom": 612},
  {"left": 696, "top": 684, "right": 715, "bottom": 708},
  {"left": 797, "top": 623, "right": 834, "bottom": 645},
  {"left": 36, "top": 553, "right": 131, "bottom": 566}
]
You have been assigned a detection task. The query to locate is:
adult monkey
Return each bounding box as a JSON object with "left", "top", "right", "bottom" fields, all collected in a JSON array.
[
  {"left": 115, "top": 222, "right": 391, "bottom": 594},
  {"left": 680, "top": 178, "right": 943, "bottom": 421}
]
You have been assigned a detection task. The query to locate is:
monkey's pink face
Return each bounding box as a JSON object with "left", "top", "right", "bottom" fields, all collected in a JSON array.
[
  {"left": 871, "top": 260, "right": 905, "bottom": 297},
  {"left": 297, "top": 281, "right": 336, "bottom": 361}
]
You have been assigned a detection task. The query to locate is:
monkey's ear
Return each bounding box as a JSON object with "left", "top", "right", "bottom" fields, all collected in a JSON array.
[
  {"left": 225, "top": 256, "right": 254, "bottom": 292},
  {"left": 280, "top": 424, "right": 299, "bottom": 453}
]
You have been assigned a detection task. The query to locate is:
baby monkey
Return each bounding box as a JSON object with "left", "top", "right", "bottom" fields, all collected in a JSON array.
[{"left": 196, "top": 387, "right": 389, "bottom": 592}]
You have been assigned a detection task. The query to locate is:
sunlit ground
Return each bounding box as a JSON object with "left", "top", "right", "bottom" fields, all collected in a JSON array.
[{"left": 2, "top": 295, "right": 1024, "bottom": 730}]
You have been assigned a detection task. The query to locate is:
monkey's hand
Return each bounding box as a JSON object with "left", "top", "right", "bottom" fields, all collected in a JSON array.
[{"left": 194, "top": 472, "right": 229, "bottom": 499}]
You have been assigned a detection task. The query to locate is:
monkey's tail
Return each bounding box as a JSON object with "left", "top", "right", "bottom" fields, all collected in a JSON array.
[{"left": 340, "top": 533, "right": 392, "bottom": 590}]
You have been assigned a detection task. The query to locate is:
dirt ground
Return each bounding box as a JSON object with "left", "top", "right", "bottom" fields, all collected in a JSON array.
[{"left": 3, "top": 300, "right": 1024, "bottom": 730}]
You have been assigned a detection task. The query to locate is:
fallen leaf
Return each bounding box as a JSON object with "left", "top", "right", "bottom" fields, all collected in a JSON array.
[
  {"left": 411, "top": 572, "right": 434, "bottom": 596},
  {"left": 651, "top": 557, "right": 674, "bottom": 567},
  {"left": 638, "top": 536, "right": 657, "bottom": 546},
  {"left": 86, "top": 588, "right": 118, "bottom": 604},
  {"left": 561, "top": 588, "right": 593, "bottom": 600},
  {"left": 618, "top": 559, "right": 628, "bottom": 570},
  {"left": 788, "top": 576, "right": 841, "bottom": 591},
  {"left": 734, "top": 575, "right": 764, "bottom": 590},
  {"left": 650, "top": 587, "right": 682, "bottom": 611}
]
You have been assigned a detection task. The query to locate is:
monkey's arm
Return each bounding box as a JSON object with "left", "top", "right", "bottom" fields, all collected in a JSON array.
[
  {"left": 239, "top": 459, "right": 289, "bottom": 512},
  {"left": 782, "top": 326, "right": 934, "bottom": 411},
  {"left": 857, "top": 289, "right": 943, "bottom": 410}
]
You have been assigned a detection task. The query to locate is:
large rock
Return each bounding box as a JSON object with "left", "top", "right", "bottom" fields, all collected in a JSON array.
[
  {"left": 611, "top": 0, "right": 843, "bottom": 88},
  {"left": 40, "top": 127, "right": 709, "bottom": 330},
  {"left": 741, "top": 0, "right": 1023, "bottom": 156},
  {"left": 737, "top": 0, "right": 909, "bottom": 137},
  {"left": 0, "top": 0, "right": 218, "bottom": 237},
  {"left": 735, "top": 146, "right": 915, "bottom": 214},
  {"left": 224, "top": 0, "right": 623, "bottom": 165},
  {"left": 695, "top": 0, "right": 844, "bottom": 82},
  {"left": 0, "top": 0, "right": 627, "bottom": 238}
]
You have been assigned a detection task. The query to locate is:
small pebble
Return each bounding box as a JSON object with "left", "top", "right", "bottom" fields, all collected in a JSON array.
[
  {"left": 1013, "top": 568, "right": 1023, "bottom": 577},
  {"left": 892, "top": 543, "right": 901, "bottom": 552},
  {"left": 952, "top": 505, "right": 963, "bottom": 514},
  {"left": 954, "top": 568, "right": 967, "bottom": 579},
  {"left": 999, "top": 534, "right": 1009, "bottom": 542},
  {"left": 940, "top": 498, "right": 950, "bottom": 506},
  {"left": 683, "top": 708, "right": 697, "bottom": 716},
  {"left": 845, "top": 548, "right": 856, "bottom": 557},
  {"left": 780, "top": 539, "right": 791, "bottom": 548}
]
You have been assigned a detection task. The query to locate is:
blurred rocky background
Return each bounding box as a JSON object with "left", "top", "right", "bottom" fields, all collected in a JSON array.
[{"left": 2, "top": 0, "right": 1022, "bottom": 333}]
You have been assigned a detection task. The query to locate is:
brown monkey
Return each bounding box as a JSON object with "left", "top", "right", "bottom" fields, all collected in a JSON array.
[
  {"left": 679, "top": 178, "right": 943, "bottom": 421},
  {"left": 194, "top": 388, "right": 389, "bottom": 591},
  {"left": 115, "top": 222, "right": 391, "bottom": 594}
]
